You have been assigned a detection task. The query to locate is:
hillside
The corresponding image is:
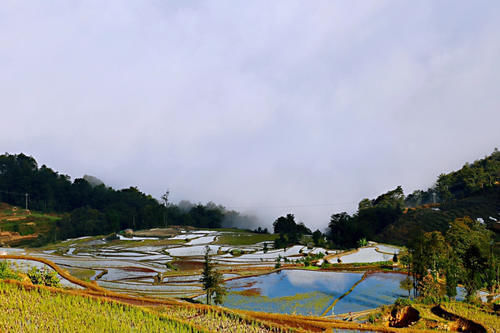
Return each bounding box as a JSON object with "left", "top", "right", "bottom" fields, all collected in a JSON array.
[
  {"left": 0, "top": 153, "right": 258, "bottom": 245},
  {"left": 327, "top": 149, "right": 500, "bottom": 248},
  {"left": 0, "top": 203, "right": 61, "bottom": 246},
  {"left": 376, "top": 186, "right": 500, "bottom": 245}
]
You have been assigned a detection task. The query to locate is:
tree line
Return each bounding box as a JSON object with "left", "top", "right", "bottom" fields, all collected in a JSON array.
[
  {"left": 326, "top": 149, "right": 500, "bottom": 249},
  {"left": 0, "top": 153, "right": 253, "bottom": 241}
]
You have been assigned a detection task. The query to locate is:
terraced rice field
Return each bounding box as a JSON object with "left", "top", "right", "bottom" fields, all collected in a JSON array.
[{"left": 1, "top": 227, "right": 404, "bottom": 314}]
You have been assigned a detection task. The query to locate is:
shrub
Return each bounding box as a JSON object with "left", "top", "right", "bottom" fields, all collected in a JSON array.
[
  {"left": 0, "top": 261, "right": 21, "bottom": 280},
  {"left": 27, "top": 267, "right": 60, "bottom": 287},
  {"left": 394, "top": 297, "right": 412, "bottom": 306},
  {"left": 274, "top": 256, "right": 281, "bottom": 269},
  {"left": 368, "top": 312, "right": 381, "bottom": 323},
  {"left": 303, "top": 257, "right": 311, "bottom": 267}
]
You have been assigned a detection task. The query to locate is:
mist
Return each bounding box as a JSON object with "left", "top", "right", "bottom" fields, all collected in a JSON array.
[{"left": 1, "top": 1, "right": 500, "bottom": 230}]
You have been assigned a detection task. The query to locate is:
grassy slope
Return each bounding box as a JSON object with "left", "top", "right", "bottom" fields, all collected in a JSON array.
[
  {"left": 441, "top": 302, "right": 500, "bottom": 332},
  {"left": 0, "top": 203, "right": 61, "bottom": 245},
  {"left": 0, "top": 281, "right": 204, "bottom": 333},
  {"left": 376, "top": 187, "right": 500, "bottom": 245}
]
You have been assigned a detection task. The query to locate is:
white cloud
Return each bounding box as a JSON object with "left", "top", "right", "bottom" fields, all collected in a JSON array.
[{"left": 1, "top": 1, "right": 499, "bottom": 228}]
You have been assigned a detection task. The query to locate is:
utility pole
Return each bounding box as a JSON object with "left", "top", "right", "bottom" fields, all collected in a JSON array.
[
  {"left": 161, "top": 190, "right": 170, "bottom": 228},
  {"left": 25, "top": 193, "right": 29, "bottom": 211}
]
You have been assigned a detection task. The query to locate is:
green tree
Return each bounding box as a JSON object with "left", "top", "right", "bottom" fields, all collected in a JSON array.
[
  {"left": 328, "top": 212, "right": 356, "bottom": 248},
  {"left": 358, "top": 198, "right": 372, "bottom": 211},
  {"left": 445, "top": 253, "right": 459, "bottom": 299},
  {"left": 462, "top": 244, "right": 487, "bottom": 299},
  {"left": 200, "top": 246, "right": 226, "bottom": 305},
  {"left": 272, "top": 214, "right": 311, "bottom": 247},
  {"left": 312, "top": 229, "right": 323, "bottom": 247},
  {"left": 419, "top": 274, "right": 444, "bottom": 303},
  {"left": 274, "top": 255, "right": 282, "bottom": 269}
]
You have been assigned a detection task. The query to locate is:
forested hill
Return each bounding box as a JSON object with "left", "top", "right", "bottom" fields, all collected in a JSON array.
[
  {"left": 0, "top": 153, "right": 256, "bottom": 243},
  {"left": 328, "top": 149, "right": 500, "bottom": 247}
]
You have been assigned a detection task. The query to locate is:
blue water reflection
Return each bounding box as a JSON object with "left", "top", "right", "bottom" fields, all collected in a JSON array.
[
  {"left": 333, "top": 273, "right": 406, "bottom": 314},
  {"left": 223, "top": 270, "right": 408, "bottom": 316},
  {"left": 227, "top": 270, "right": 362, "bottom": 298}
]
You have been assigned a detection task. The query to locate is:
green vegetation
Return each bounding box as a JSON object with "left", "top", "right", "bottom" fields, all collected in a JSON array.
[
  {"left": 441, "top": 301, "right": 500, "bottom": 331},
  {"left": 328, "top": 186, "right": 406, "bottom": 248},
  {"left": 273, "top": 214, "right": 312, "bottom": 249},
  {"left": 0, "top": 282, "right": 204, "bottom": 333},
  {"left": 0, "top": 203, "right": 61, "bottom": 246},
  {"left": 201, "top": 246, "right": 226, "bottom": 305},
  {"left": 404, "top": 216, "right": 498, "bottom": 300},
  {"left": 0, "top": 261, "right": 21, "bottom": 281},
  {"left": 27, "top": 267, "right": 60, "bottom": 287},
  {"left": 274, "top": 256, "right": 281, "bottom": 269},
  {"left": 378, "top": 187, "right": 500, "bottom": 245},
  {"left": 326, "top": 149, "right": 500, "bottom": 249}
]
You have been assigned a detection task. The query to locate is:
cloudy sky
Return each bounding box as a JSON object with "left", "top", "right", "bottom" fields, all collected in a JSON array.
[{"left": 2, "top": 1, "right": 499, "bottom": 229}]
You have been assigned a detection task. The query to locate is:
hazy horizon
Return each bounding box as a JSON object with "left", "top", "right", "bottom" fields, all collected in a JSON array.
[{"left": 2, "top": 1, "right": 500, "bottom": 229}]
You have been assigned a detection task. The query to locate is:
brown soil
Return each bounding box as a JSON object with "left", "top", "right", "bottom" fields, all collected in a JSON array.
[
  {"left": 171, "top": 260, "right": 204, "bottom": 270},
  {"left": 120, "top": 266, "right": 157, "bottom": 273},
  {"left": 4, "top": 216, "right": 26, "bottom": 221},
  {"left": 234, "top": 288, "right": 262, "bottom": 297},
  {"left": 0, "top": 231, "right": 38, "bottom": 245},
  {"left": 389, "top": 306, "right": 420, "bottom": 328},
  {"left": 431, "top": 305, "right": 487, "bottom": 333}
]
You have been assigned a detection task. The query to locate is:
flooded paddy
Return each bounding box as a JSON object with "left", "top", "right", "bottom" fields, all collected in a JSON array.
[
  {"left": 222, "top": 270, "right": 407, "bottom": 316},
  {"left": 328, "top": 247, "right": 394, "bottom": 264}
]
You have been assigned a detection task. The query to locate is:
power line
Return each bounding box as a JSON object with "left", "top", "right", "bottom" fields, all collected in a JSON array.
[
  {"left": 0, "top": 189, "right": 28, "bottom": 196},
  {"left": 226, "top": 201, "right": 358, "bottom": 210},
  {"left": 0, "top": 189, "right": 30, "bottom": 210}
]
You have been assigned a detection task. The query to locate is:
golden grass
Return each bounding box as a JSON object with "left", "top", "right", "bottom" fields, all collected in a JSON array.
[
  {"left": 441, "top": 302, "right": 500, "bottom": 333},
  {"left": 0, "top": 281, "right": 206, "bottom": 333}
]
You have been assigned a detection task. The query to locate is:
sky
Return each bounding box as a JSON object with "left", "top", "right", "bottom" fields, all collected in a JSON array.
[{"left": 1, "top": 1, "right": 500, "bottom": 230}]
